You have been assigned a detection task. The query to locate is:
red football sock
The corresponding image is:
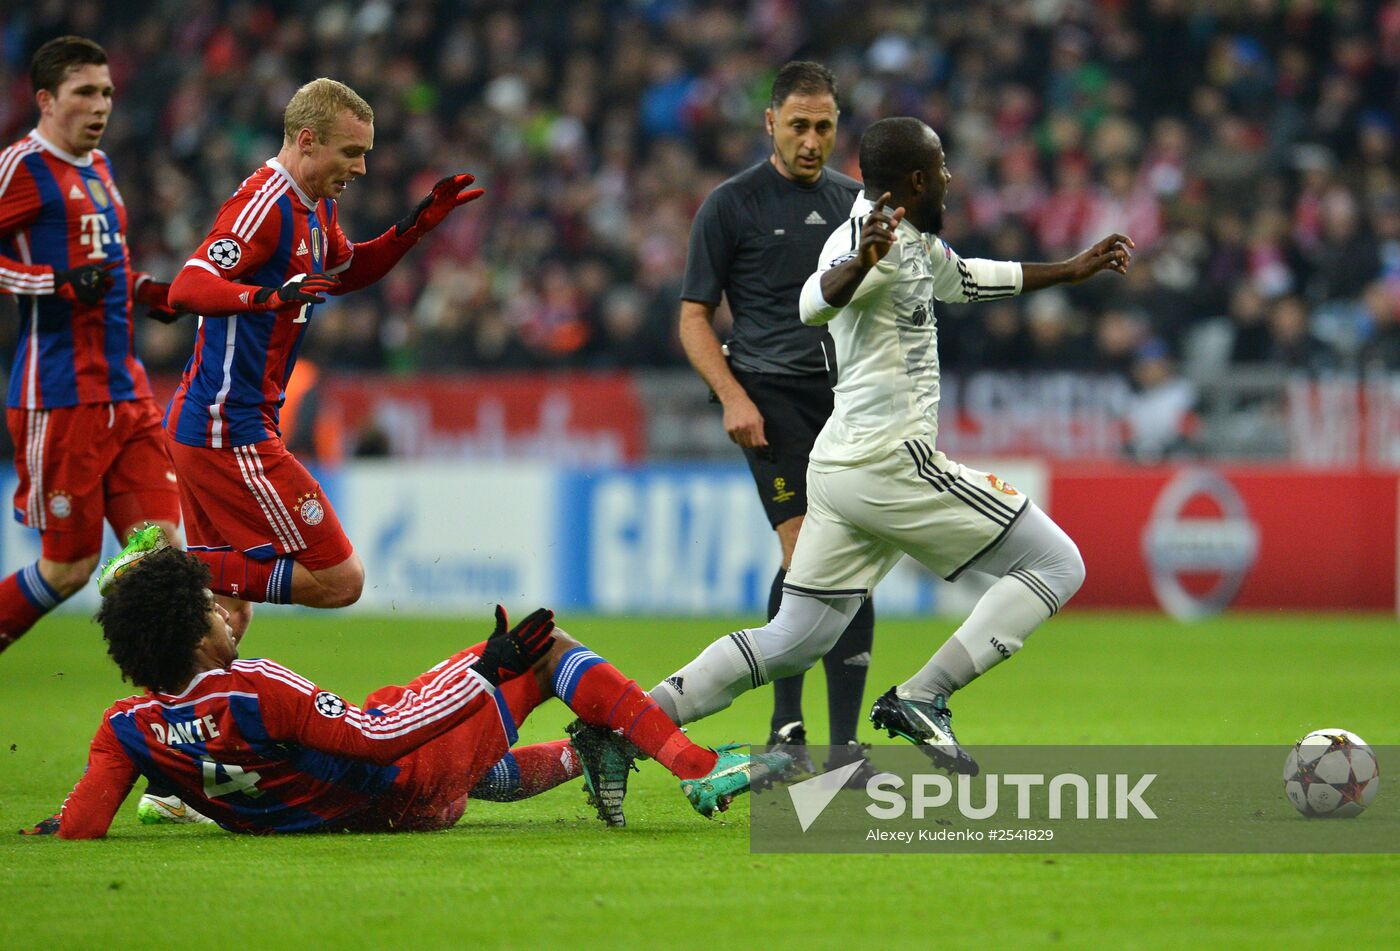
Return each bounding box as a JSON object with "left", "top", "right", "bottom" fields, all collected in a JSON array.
[
  {"left": 189, "top": 550, "right": 294, "bottom": 604},
  {"left": 470, "top": 739, "right": 579, "bottom": 801},
  {"left": 556, "top": 649, "right": 717, "bottom": 780},
  {"left": 469, "top": 740, "right": 582, "bottom": 802},
  {"left": 0, "top": 564, "right": 62, "bottom": 653},
  {"left": 516, "top": 740, "right": 582, "bottom": 794}
]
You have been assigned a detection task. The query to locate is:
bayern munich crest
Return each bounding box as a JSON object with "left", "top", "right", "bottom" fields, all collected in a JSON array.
[
  {"left": 207, "top": 238, "right": 242, "bottom": 269},
  {"left": 299, "top": 497, "right": 325, "bottom": 526},
  {"left": 314, "top": 691, "right": 347, "bottom": 718},
  {"left": 47, "top": 492, "right": 72, "bottom": 519}
]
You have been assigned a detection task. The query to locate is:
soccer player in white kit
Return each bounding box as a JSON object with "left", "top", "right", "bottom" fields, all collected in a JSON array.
[{"left": 648, "top": 118, "right": 1134, "bottom": 775}]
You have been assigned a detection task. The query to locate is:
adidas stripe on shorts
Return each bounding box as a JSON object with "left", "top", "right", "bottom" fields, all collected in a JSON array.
[{"left": 784, "top": 437, "right": 1030, "bottom": 596}]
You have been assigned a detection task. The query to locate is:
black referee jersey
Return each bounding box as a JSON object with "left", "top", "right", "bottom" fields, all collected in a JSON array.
[{"left": 681, "top": 160, "right": 861, "bottom": 376}]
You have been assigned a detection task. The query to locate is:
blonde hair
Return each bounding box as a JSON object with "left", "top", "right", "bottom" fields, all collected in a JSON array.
[{"left": 283, "top": 78, "right": 374, "bottom": 143}]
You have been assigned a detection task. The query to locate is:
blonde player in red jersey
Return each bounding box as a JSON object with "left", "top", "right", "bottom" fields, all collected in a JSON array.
[{"left": 165, "top": 78, "right": 483, "bottom": 640}]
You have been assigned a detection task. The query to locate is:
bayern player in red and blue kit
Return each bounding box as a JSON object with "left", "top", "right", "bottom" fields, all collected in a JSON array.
[
  {"left": 34, "top": 546, "right": 769, "bottom": 837},
  {"left": 165, "top": 78, "right": 483, "bottom": 637},
  {"left": 0, "top": 37, "right": 185, "bottom": 654}
]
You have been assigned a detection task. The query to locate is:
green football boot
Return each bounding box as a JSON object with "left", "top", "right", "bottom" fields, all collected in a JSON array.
[
  {"left": 135, "top": 792, "right": 214, "bottom": 825},
  {"left": 681, "top": 744, "right": 793, "bottom": 818},
  {"left": 565, "top": 719, "right": 639, "bottom": 828},
  {"left": 97, "top": 524, "right": 169, "bottom": 595},
  {"left": 869, "top": 686, "right": 979, "bottom": 776}
]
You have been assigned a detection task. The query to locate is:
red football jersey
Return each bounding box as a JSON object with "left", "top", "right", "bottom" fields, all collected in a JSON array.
[
  {"left": 166, "top": 159, "right": 352, "bottom": 448},
  {"left": 0, "top": 130, "right": 152, "bottom": 409},
  {"left": 56, "top": 652, "right": 494, "bottom": 837}
]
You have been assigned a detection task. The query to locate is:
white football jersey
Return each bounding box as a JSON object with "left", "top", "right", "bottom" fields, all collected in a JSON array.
[{"left": 799, "top": 194, "right": 1023, "bottom": 467}]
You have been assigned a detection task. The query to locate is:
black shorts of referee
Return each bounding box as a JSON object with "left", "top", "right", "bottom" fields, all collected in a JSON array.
[{"left": 729, "top": 366, "right": 834, "bottom": 527}]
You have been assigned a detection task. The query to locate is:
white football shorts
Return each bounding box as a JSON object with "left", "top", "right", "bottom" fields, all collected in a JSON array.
[{"left": 785, "top": 437, "right": 1031, "bottom": 596}]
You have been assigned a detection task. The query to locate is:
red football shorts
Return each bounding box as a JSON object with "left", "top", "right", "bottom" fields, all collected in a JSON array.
[
  {"left": 8, "top": 399, "right": 181, "bottom": 561},
  {"left": 165, "top": 434, "right": 353, "bottom": 571},
  {"left": 342, "top": 664, "right": 546, "bottom": 833}
]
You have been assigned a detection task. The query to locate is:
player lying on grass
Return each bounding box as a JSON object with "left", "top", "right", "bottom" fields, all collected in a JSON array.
[{"left": 23, "top": 542, "right": 788, "bottom": 837}]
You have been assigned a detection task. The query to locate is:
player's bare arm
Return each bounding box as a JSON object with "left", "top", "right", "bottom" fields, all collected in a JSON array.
[
  {"left": 817, "top": 192, "right": 905, "bottom": 309},
  {"left": 1021, "top": 233, "right": 1135, "bottom": 292},
  {"left": 678, "top": 299, "right": 768, "bottom": 449}
]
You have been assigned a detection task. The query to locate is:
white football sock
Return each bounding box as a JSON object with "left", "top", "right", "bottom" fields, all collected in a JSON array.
[
  {"left": 651, "top": 591, "right": 861, "bottom": 725},
  {"left": 899, "top": 504, "right": 1084, "bottom": 703}
]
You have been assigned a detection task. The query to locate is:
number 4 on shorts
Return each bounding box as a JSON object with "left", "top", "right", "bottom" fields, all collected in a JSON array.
[{"left": 200, "top": 756, "right": 264, "bottom": 799}]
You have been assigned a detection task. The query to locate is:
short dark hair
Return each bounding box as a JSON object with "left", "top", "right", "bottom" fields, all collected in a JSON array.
[
  {"left": 30, "top": 36, "right": 107, "bottom": 96},
  {"left": 97, "top": 548, "right": 213, "bottom": 693},
  {"left": 770, "top": 60, "right": 838, "bottom": 111},
  {"left": 859, "top": 117, "right": 939, "bottom": 192}
]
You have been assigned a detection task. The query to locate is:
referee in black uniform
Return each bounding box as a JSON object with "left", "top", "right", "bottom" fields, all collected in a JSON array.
[{"left": 678, "top": 61, "right": 874, "bottom": 777}]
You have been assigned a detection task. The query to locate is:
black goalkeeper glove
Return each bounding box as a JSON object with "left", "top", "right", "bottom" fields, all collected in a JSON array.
[
  {"left": 54, "top": 262, "right": 117, "bottom": 306},
  {"left": 134, "top": 278, "right": 189, "bottom": 324},
  {"left": 473, "top": 605, "right": 556, "bottom": 687},
  {"left": 252, "top": 273, "right": 339, "bottom": 308},
  {"left": 19, "top": 812, "right": 59, "bottom": 836},
  {"left": 145, "top": 305, "right": 189, "bottom": 324}
]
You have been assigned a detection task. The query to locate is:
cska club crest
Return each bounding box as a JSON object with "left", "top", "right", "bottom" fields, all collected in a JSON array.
[{"left": 984, "top": 473, "right": 1018, "bottom": 496}]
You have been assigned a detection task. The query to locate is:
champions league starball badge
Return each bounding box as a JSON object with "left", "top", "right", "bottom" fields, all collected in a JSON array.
[
  {"left": 207, "top": 238, "right": 242, "bottom": 269},
  {"left": 314, "top": 691, "right": 347, "bottom": 718},
  {"left": 1141, "top": 469, "right": 1260, "bottom": 620}
]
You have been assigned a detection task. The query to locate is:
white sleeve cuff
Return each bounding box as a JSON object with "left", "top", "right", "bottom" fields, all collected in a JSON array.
[
  {"left": 183, "top": 258, "right": 220, "bottom": 276},
  {"left": 326, "top": 249, "right": 353, "bottom": 276},
  {"left": 962, "top": 258, "right": 1022, "bottom": 297},
  {"left": 799, "top": 271, "right": 841, "bottom": 325}
]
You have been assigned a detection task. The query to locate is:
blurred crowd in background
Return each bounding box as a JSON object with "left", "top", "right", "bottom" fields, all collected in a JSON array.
[{"left": 1, "top": 0, "right": 1399, "bottom": 390}]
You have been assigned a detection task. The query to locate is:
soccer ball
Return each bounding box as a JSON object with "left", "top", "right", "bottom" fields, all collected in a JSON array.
[{"left": 1283, "top": 729, "right": 1379, "bottom": 818}]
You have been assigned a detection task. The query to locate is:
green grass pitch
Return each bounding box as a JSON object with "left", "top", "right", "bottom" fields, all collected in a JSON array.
[{"left": 3, "top": 611, "right": 1398, "bottom": 948}]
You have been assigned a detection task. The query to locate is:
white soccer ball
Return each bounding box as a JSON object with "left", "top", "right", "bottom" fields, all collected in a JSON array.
[{"left": 1283, "top": 729, "right": 1379, "bottom": 818}]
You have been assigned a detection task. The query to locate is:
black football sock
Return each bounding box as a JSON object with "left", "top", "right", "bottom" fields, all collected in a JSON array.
[
  {"left": 822, "top": 596, "right": 874, "bottom": 747},
  {"left": 143, "top": 779, "right": 175, "bottom": 798},
  {"left": 767, "top": 567, "right": 806, "bottom": 735}
]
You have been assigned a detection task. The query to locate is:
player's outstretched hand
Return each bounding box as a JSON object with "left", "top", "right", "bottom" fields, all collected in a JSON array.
[
  {"left": 252, "top": 273, "right": 340, "bottom": 308},
  {"left": 1063, "top": 233, "right": 1135, "bottom": 283},
  {"left": 474, "top": 605, "right": 556, "bottom": 686},
  {"left": 18, "top": 812, "right": 59, "bottom": 836},
  {"left": 136, "top": 279, "right": 190, "bottom": 324},
  {"left": 54, "top": 261, "right": 118, "bottom": 306},
  {"left": 858, "top": 192, "right": 905, "bottom": 270},
  {"left": 395, "top": 173, "right": 486, "bottom": 240}
]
